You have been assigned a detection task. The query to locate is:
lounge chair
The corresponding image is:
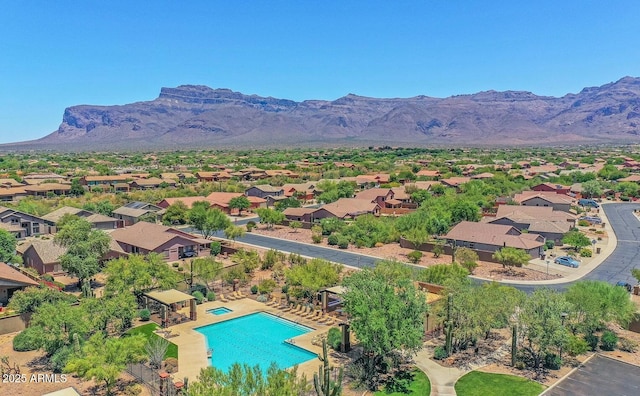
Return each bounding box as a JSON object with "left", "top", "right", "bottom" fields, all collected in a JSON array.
[
  {"left": 297, "top": 306, "right": 310, "bottom": 317},
  {"left": 309, "top": 310, "right": 323, "bottom": 320},
  {"left": 323, "top": 316, "right": 335, "bottom": 325},
  {"left": 281, "top": 303, "right": 295, "bottom": 312},
  {"left": 318, "top": 315, "right": 332, "bottom": 324},
  {"left": 237, "top": 290, "right": 248, "bottom": 298},
  {"left": 290, "top": 304, "right": 303, "bottom": 314},
  {"left": 219, "top": 294, "right": 229, "bottom": 303},
  {"left": 266, "top": 297, "right": 278, "bottom": 306}
]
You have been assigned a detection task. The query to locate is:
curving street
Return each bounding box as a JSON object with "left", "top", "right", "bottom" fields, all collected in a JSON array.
[{"left": 195, "top": 203, "right": 640, "bottom": 291}]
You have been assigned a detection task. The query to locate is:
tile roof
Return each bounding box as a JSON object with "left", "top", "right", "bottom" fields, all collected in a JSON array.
[
  {"left": 22, "top": 239, "right": 68, "bottom": 264},
  {"left": 445, "top": 221, "right": 544, "bottom": 250},
  {"left": 110, "top": 222, "right": 199, "bottom": 251},
  {"left": 355, "top": 188, "right": 393, "bottom": 201},
  {"left": 319, "top": 198, "right": 379, "bottom": 218},
  {"left": 159, "top": 196, "right": 208, "bottom": 209},
  {"left": 0, "top": 262, "right": 39, "bottom": 287}
]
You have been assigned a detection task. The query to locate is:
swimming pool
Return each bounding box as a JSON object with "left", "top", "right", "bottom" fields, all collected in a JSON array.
[
  {"left": 207, "top": 307, "right": 232, "bottom": 315},
  {"left": 195, "top": 312, "right": 317, "bottom": 372}
]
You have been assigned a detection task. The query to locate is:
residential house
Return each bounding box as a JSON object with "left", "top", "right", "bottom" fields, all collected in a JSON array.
[
  {"left": 80, "top": 175, "right": 133, "bottom": 191},
  {"left": 354, "top": 188, "right": 394, "bottom": 208},
  {"left": 471, "top": 172, "right": 494, "bottom": 180},
  {"left": 205, "top": 192, "right": 266, "bottom": 214},
  {"left": 282, "top": 207, "right": 316, "bottom": 223},
  {"left": 112, "top": 202, "right": 164, "bottom": 226},
  {"left": 488, "top": 206, "right": 575, "bottom": 244},
  {"left": 22, "top": 173, "right": 67, "bottom": 185},
  {"left": 618, "top": 175, "right": 640, "bottom": 184},
  {"left": 129, "top": 177, "right": 176, "bottom": 190},
  {"left": 23, "top": 183, "right": 71, "bottom": 197},
  {"left": 407, "top": 181, "right": 440, "bottom": 191},
  {"left": 41, "top": 206, "right": 121, "bottom": 230},
  {"left": 440, "top": 177, "right": 471, "bottom": 190},
  {"left": 513, "top": 191, "right": 574, "bottom": 213},
  {"left": 354, "top": 174, "right": 391, "bottom": 187},
  {"left": 110, "top": 222, "right": 211, "bottom": 261},
  {"left": 19, "top": 238, "right": 127, "bottom": 275},
  {"left": 245, "top": 185, "right": 285, "bottom": 199},
  {"left": 0, "top": 262, "right": 39, "bottom": 305},
  {"left": 195, "top": 171, "right": 232, "bottom": 182},
  {"left": 531, "top": 183, "right": 571, "bottom": 195},
  {"left": 444, "top": 221, "right": 545, "bottom": 259},
  {"left": 0, "top": 186, "right": 27, "bottom": 202},
  {"left": 416, "top": 169, "right": 441, "bottom": 179},
  {"left": 282, "top": 182, "right": 319, "bottom": 201},
  {"left": 313, "top": 198, "right": 381, "bottom": 220},
  {"left": 0, "top": 207, "right": 56, "bottom": 238}
]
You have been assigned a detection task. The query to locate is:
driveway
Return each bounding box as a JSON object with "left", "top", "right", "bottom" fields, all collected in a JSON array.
[{"left": 543, "top": 354, "right": 640, "bottom": 396}]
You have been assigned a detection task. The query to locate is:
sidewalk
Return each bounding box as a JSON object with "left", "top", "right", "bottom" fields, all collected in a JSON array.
[{"left": 413, "top": 348, "right": 466, "bottom": 396}]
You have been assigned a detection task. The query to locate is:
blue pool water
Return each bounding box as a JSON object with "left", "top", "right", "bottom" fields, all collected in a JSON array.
[
  {"left": 196, "top": 312, "right": 316, "bottom": 372},
  {"left": 207, "top": 307, "right": 232, "bottom": 315}
]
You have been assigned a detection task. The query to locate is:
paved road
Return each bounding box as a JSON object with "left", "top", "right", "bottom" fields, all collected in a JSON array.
[
  {"left": 507, "top": 202, "right": 640, "bottom": 292},
  {"left": 187, "top": 203, "right": 640, "bottom": 290}
]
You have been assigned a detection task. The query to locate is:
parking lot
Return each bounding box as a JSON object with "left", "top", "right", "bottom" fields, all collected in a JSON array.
[{"left": 543, "top": 354, "right": 640, "bottom": 396}]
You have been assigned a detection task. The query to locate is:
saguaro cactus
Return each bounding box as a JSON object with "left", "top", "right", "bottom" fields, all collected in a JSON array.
[{"left": 314, "top": 339, "right": 343, "bottom": 396}]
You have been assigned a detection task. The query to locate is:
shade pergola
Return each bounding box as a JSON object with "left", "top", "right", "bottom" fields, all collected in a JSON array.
[
  {"left": 144, "top": 289, "right": 197, "bottom": 326},
  {"left": 320, "top": 285, "right": 346, "bottom": 313}
]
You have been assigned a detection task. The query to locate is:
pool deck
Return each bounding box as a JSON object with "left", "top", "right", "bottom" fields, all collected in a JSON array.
[{"left": 168, "top": 297, "right": 339, "bottom": 382}]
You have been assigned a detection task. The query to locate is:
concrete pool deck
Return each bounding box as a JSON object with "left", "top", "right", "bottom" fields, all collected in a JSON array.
[{"left": 168, "top": 297, "right": 338, "bottom": 382}]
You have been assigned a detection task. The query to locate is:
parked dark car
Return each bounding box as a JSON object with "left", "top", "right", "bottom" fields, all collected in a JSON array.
[
  {"left": 578, "top": 198, "right": 599, "bottom": 208},
  {"left": 616, "top": 281, "right": 632, "bottom": 292}
]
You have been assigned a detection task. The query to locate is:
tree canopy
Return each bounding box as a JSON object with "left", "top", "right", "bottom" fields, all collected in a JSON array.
[
  {"left": 492, "top": 247, "right": 531, "bottom": 271},
  {"left": 562, "top": 231, "right": 591, "bottom": 251},
  {"left": 342, "top": 268, "right": 427, "bottom": 390},
  {"left": 104, "top": 253, "right": 180, "bottom": 302},
  {"left": 189, "top": 203, "right": 231, "bottom": 239}
]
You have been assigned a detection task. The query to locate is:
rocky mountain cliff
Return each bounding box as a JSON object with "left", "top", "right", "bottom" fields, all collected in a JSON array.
[{"left": 9, "top": 77, "right": 640, "bottom": 150}]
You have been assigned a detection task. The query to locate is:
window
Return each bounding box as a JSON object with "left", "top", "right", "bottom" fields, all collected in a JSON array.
[
  {"left": 32, "top": 224, "right": 40, "bottom": 234},
  {"left": 131, "top": 246, "right": 140, "bottom": 254}
]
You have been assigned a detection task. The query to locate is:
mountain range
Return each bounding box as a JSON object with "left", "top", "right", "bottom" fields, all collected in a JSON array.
[{"left": 6, "top": 76, "right": 640, "bottom": 150}]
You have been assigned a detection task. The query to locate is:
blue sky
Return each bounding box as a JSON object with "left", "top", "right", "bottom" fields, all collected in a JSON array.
[{"left": 1, "top": 1, "right": 639, "bottom": 144}]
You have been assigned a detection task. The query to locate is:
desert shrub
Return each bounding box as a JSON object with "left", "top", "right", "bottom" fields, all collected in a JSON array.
[
  {"left": 567, "top": 335, "right": 589, "bottom": 356},
  {"left": 580, "top": 248, "right": 592, "bottom": 257},
  {"left": 620, "top": 196, "right": 631, "bottom": 201},
  {"left": 256, "top": 294, "right": 268, "bottom": 303},
  {"left": 206, "top": 292, "right": 216, "bottom": 302},
  {"left": 432, "top": 244, "right": 444, "bottom": 258},
  {"left": 124, "top": 384, "right": 143, "bottom": 396},
  {"left": 246, "top": 221, "right": 256, "bottom": 232},
  {"left": 258, "top": 279, "right": 277, "bottom": 294},
  {"left": 327, "top": 234, "right": 339, "bottom": 246},
  {"left": 578, "top": 220, "right": 590, "bottom": 227},
  {"left": 600, "top": 330, "right": 618, "bottom": 351},
  {"left": 172, "top": 262, "right": 180, "bottom": 268},
  {"left": 327, "top": 327, "right": 342, "bottom": 350},
  {"left": 250, "top": 285, "right": 259, "bottom": 295},
  {"left": 177, "top": 267, "right": 184, "bottom": 272},
  {"left": 209, "top": 241, "right": 221, "bottom": 256},
  {"left": 192, "top": 291, "right": 204, "bottom": 304},
  {"left": 619, "top": 337, "right": 638, "bottom": 353},
  {"left": 545, "top": 240, "right": 555, "bottom": 250},
  {"left": 374, "top": 242, "right": 384, "bottom": 248},
  {"left": 433, "top": 346, "right": 448, "bottom": 360},
  {"left": 50, "top": 345, "right": 75, "bottom": 373},
  {"left": 312, "top": 234, "right": 323, "bottom": 244},
  {"left": 13, "top": 326, "right": 42, "bottom": 351},
  {"left": 281, "top": 284, "right": 289, "bottom": 294},
  {"left": 138, "top": 309, "right": 151, "bottom": 321},
  {"left": 407, "top": 250, "right": 423, "bottom": 264},
  {"left": 585, "top": 333, "right": 599, "bottom": 351},
  {"left": 544, "top": 353, "right": 561, "bottom": 370},
  {"left": 42, "top": 273, "right": 54, "bottom": 282},
  {"left": 337, "top": 236, "right": 349, "bottom": 249},
  {"left": 460, "top": 260, "right": 478, "bottom": 274},
  {"left": 514, "top": 361, "right": 526, "bottom": 370}
]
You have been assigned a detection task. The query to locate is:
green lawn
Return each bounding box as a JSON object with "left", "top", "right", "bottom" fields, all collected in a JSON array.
[
  {"left": 374, "top": 369, "right": 431, "bottom": 395},
  {"left": 455, "top": 371, "right": 545, "bottom": 396},
  {"left": 124, "top": 323, "right": 178, "bottom": 359}
]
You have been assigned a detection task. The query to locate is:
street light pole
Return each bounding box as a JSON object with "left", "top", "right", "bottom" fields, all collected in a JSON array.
[{"left": 546, "top": 260, "right": 550, "bottom": 277}]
